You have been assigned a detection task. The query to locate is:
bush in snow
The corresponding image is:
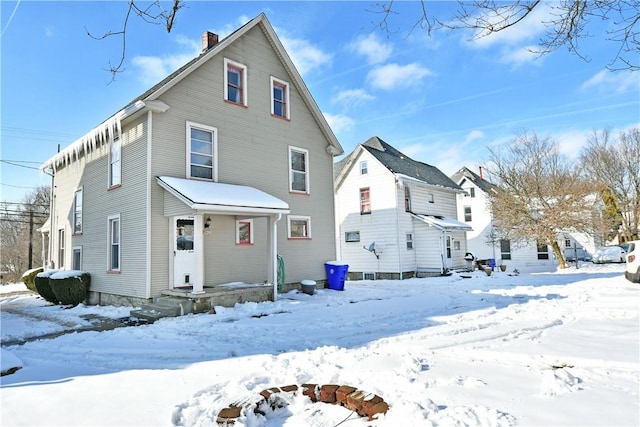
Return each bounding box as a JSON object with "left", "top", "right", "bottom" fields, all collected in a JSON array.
[
  {"left": 20, "top": 267, "right": 43, "bottom": 292},
  {"left": 49, "top": 271, "right": 91, "bottom": 306},
  {"left": 35, "top": 270, "right": 60, "bottom": 304}
]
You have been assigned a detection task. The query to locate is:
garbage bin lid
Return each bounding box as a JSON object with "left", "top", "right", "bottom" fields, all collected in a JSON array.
[
  {"left": 301, "top": 280, "right": 316, "bottom": 285},
  {"left": 325, "top": 260, "right": 348, "bottom": 266}
]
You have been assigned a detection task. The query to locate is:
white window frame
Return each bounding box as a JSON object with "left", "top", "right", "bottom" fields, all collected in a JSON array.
[
  {"left": 360, "top": 187, "right": 371, "bottom": 214},
  {"left": 57, "top": 228, "right": 65, "bottom": 269},
  {"left": 287, "top": 215, "right": 311, "bottom": 239},
  {"left": 236, "top": 219, "right": 254, "bottom": 245},
  {"left": 186, "top": 121, "right": 218, "bottom": 181},
  {"left": 406, "top": 233, "right": 413, "bottom": 250},
  {"left": 108, "top": 214, "right": 121, "bottom": 272},
  {"left": 72, "top": 246, "right": 82, "bottom": 270},
  {"left": 360, "top": 161, "right": 368, "bottom": 175},
  {"left": 109, "top": 131, "right": 121, "bottom": 188},
  {"left": 270, "top": 76, "right": 290, "bottom": 119},
  {"left": 224, "top": 58, "right": 248, "bottom": 106},
  {"left": 345, "top": 231, "right": 360, "bottom": 242},
  {"left": 288, "top": 146, "right": 310, "bottom": 194},
  {"left": 464, "top": 206, "right": 472, "bottom": 222},
  {"left": 73, "top": 187, "right": 83, "bottom": 234}
]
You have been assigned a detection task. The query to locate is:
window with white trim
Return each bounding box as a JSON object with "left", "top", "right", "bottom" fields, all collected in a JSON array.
[
  {"left": 289, "top": 146, "right": 309, "bottom": 193},
  {"left": 57, "top": 228, "right": 65, "bottom": 269},
  {"left": 406, "top": 233, "right": 413, "bottom": 250},
  {"left": 464, "top": 206, "right": 472, "bottom": 222},
  {"left": 73, "top": 187, "right": 83, "bottom": 234},
  {"left": 109, "top": 131, "right": 121, "bottom": 188},
  {"left": 108, "top": 215, "right": 121, "bottom": 271},
  {"left": 236, "top": 220, "right": 253, "bottom": 245},
  {"left": 72, "top": 246, "right": 82, "bottom": 270},
  {"left": 360, "top": 187, "right": 371, "bottom": 214},
  {"left": 404, "top": 186, "right": 411, "bottom": 212},
  {"left": 224, "top": 58, "right": 247, "bottom": 106},
  {"left": 537, "top": 241, "right": 549, "bottom": 260},
  {"left": 270, "top": 76, "right": 289, "bottom": 119},
  {"left": 360, "top": 161, "right": 368, "bottom": 175},
  {"left": 345, "top": 231, "right": 360, "bottom": 242},
  {"left": 469, "top": 187, "right": 475, "bottom": 198},
  {"left": 288, "top": 215, "right": 311, "bottom": 239},
  {"left": 186, "top": 121, "right": 217, "bottom": 181},
  {"left": 501, "top": 239, "right": 512, "bottom": 260}
]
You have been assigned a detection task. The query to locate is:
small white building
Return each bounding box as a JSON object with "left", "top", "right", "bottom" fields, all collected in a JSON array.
[{"left": 335, "top": 137, "right": 471, "bottom": 279}]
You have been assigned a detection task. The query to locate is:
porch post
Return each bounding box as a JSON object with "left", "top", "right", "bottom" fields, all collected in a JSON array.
[
  {"left": 192, "top": 214, "right": 205, "bottom": 294},
  {"left": 267, "top": 214, "right": 280, "bottom": 301}
]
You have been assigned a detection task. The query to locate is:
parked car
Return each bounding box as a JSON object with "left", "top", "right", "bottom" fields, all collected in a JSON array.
[
  {"left": 564, "top": 247, "right": 591, "bottom": 262},
  {"left": 625, "top": 240, "right": 640, "bottom": 283},
  {"left": 592, "top": 245, "right": 627, "bottom": 264}
]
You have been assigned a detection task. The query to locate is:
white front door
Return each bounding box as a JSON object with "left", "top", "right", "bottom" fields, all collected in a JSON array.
[{"left": 173, "top": 216, "right": 195, "bottom": 287}]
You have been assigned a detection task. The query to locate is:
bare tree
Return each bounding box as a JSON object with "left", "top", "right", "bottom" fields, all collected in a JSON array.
[
  {"left": 87, "top": 0, "right": 185, "bottom": 81},
  {"left": 0, "top": 186, "right": 50, "bottom": 280},
  {"left": 580, "top": 127, "right": 640, "bottom": 242},
  {"left": 372, "top": 0, "right": 640, "bottom": 71},
  {"left": 486, "top": 131, "right": 600, "bottom": 268}
]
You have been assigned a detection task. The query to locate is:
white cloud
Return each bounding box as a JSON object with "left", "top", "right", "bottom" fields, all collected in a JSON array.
[
  {"left": 465, "top": 130, "right": 485, "bottom": 143},
  {"left": 469, "top": 3, "right": 551, "bottom": 49},
  {"left": 323, "top": 113, "right": 355, "bottom": 134},
  {"left": 366, "top": 63, "right": 433, "bottom": 90},
  {"left": 347, "top": 33, "right": 393, "bottom": 65},
  {"left": 499, "top": 45, "right": 543, "bottom": 68},
  {"left": 280, "top": 35, "right": 333, "bottom": 75},
  {"left": 44, "top": 26, "right": 54, "bottom": 38},
  {"left": 132, "top": 50, "right": 198, "bottom": 86},
  {"left": 213, "top": 15, "right": 252, "bottom": 40},
  {"left": 581, "top": 70, "right": 638, "bottom": 94},
  {"left": 332, "top": 89, "right": 375, "bottom": 108}
]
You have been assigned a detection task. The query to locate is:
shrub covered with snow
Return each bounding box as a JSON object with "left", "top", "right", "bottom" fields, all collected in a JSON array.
[
  {"left": 20, "top": 267, "right": 43, "bottom": 292},
  {"left": 49, "top": 271, "right": 91, "bottom": 306},
  {"left": 35, "top": 270, "right": 60, "bottom": 304}
]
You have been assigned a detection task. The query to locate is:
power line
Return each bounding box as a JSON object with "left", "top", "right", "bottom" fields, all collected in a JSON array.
[
  {"left": 0, "top": 160, "right": 41, "bottom": 170},
  {"left": 1, "top": 183, "right": 45, "bottom": 189}
]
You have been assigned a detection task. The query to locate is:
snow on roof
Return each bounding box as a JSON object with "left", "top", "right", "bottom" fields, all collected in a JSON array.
[
  {"left": 411, "top": 213, "right": 473, "bottom": 231},
  {"left": 157, "top": 176, "right": 290, "bottom": 214}
]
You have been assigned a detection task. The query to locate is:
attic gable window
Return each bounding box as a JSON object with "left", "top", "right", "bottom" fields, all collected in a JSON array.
[
  {"left": 224, "top": 58, "right": 247, "bottom": 106},
  {"left": 469, "top": 187, "right": 475, "bottom": 198},
  {"left": 186, "top": 121, "right": 218, "bottom": 181},
  {"left": 289, "top": 146, "right": 309, "bottom": 194},
  {"left": 270, "top": 76, "right": 290, "bottom": 119},
  {"left": 360, "top": 161, "right": 368, "bottom": 175}
]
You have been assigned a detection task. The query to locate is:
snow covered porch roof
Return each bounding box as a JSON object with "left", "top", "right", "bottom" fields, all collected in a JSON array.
[
  {"left": 411, "top": 213, "right": 473, "bottom": 231},
  {"left": 157, "top": 176, "right": 290, "bottom": 216}
]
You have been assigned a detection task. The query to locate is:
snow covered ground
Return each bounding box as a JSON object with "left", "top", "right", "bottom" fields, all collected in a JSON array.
[{"left": 1, "top": 263, "right": 638, "bottom": 426}]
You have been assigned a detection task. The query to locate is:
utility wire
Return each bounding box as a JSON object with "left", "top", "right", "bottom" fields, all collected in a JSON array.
[{"left": 0, "top": 160, "right": 41, "bottom": 170}]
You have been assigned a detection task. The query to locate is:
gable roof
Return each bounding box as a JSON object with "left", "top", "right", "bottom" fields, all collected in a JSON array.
[
  {"left": 450, "top": 166, "right": 498, "bottom": 194},
  {"left": 42, "top": 13, "right": 342, "bottom": 172},
  {"left": 358, "top": 136, "right": 462, "bottom": 191}
]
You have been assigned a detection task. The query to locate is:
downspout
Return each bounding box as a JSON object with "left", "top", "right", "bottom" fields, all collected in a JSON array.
[
  {"left": 272, "top": 213, "right": 282, "bottom": 301},
  {"left": 145, "top": 110, "right": 153, "bottom": 299},
  {"left": 43, "top": 166, "right": 54, "bottom": 270},
  {"left": 395, "top": 177, "right": 402, "bottom": 279}
]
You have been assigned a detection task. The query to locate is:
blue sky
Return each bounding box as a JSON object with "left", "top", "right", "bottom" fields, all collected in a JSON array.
[{"left": 1, "top": 1, "right": 638, "bottom": 203}]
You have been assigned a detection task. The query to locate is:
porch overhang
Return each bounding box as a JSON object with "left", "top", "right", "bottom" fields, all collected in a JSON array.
[
  {"left": 411, "top": 213, "right": 473, "bottom": 231},
  {"left": 157, "top": 176, "right": 290, "bottom": 216}
]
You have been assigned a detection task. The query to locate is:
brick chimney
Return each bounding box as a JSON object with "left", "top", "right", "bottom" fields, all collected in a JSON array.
[{"left": 201, "top": 31, "right": 219, "bottom": 52}]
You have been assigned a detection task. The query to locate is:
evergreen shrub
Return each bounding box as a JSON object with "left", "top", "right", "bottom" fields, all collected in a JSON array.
[
  {"left": 21, "top": 267, "right": 43, "bottom": 292},
  {"left": 35, "top": 270, "right": 59, "bottom": 304},
  {"left": 49, "top": 272, "right": 91, "bottom": 306}
]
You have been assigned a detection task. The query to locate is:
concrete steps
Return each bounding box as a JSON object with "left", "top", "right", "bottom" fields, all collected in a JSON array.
[{"left": 130, "top": 296, "right": 195, "bottom": 322}]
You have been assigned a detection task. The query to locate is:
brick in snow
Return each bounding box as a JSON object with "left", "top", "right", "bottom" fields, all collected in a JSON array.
[
  {"left": 280, "top": 384, "right": 298, "bottom": 392},
  {"left": 319, "top": 384, "right": 340, "bottom": 403},
  {"left": 365, "top": 401, "right": 389, "bottom": 421},
  {"left": 301, "top": 383, "right": 319, "bottom": 402},
  {"left": 346, "top": 390, "right": 366, "bottom": 413},
  {"left": 335, "top": 385, "right": 357, "bottom": 405}
]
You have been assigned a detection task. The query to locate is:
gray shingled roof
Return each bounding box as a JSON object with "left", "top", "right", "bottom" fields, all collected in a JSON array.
[
  {"left": 450, "top": 166, "right": 498, "bottom": 194},
  {"left": 361, "top": 136, "right": 462, "bottom": 191}
]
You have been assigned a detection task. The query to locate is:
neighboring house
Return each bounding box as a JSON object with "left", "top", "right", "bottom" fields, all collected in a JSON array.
[
  {"left": 451, "top": 166, "right": 600, "bottom": 267},
  {"left": 40, "top": 13, "right": 343, "bottom": 307},
  {"left": 334, "top": 137, "right": 471, "bottom": 279}
]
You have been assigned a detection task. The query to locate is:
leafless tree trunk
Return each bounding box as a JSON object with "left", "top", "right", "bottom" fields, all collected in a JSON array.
[
  {"left": 580, "top": 127, "right": 640, "bottom": 241},
  {"left": 486, "top": 131, "right": 600, "bottom": 269}
]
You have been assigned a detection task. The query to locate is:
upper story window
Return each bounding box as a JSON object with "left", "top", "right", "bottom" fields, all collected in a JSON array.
[
  {"left": 224, "top": 58, "right": 247, "bottom": 106},
  {"left": 428, "top": 193, "right": 434, "bottom": 203},
  {"left": 404, "top": 186, "right": 411, "bottom": 212},
  {"left": 108, "top": 214, "right": 121, "bottom": 271},
  {"left": 270, "top": 76, "right": 290, "bottom": 119},
  {"left": 187, "top": 121, "right": 218, "bottom": 181},
  {"left": 288, "top": 215, "right": 311, "bottom": 239},
  {"left": 236, "top": 220, "right": 253, "bottom": 245},
  {"left": 73, "top": 187, "right": 83, "bottom": 234},
  {"left": 360, "top": 161, "right": 368, "bottom": 175},
  {"left": 289, "top": 146, "right": 309, "bottom": 194},
  {"left": 360, "top": 187, "right": 371, "bottom": 214},
  {"left": 464, "top": 206, "right": 472, "bottom": 222},
  {"left": 469, "top": 187, "right": 475, "bottom": 198},
  {"left": 109, "top": 131, "right": 121, "bottom": 188}
]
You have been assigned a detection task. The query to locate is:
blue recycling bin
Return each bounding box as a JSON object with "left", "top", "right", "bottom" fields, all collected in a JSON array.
[
  {"left": 489, "top": 258, "right": 496, "bottom": 270},
  {"left": 325, "top": 261, "right": 349, "bottom": 291}
]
